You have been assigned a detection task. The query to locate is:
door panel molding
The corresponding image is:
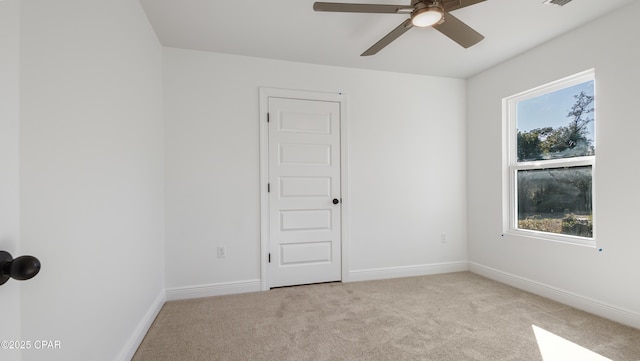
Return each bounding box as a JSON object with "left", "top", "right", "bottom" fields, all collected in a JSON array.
[{"left": 259, "top": 88, "right": 348, "bottom": 290}]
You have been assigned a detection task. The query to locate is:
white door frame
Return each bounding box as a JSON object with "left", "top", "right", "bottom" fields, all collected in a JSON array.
[{"left": 259, "top": 87, "right": 349, "bottom": 291}]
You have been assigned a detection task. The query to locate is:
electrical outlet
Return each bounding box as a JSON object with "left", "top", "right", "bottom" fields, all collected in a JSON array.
[
  {"left": 440, "top": 233, "right": 447, "bottom": 244},
  {"left": 217, "top": 246, "right": 226, "bottom": 258}
]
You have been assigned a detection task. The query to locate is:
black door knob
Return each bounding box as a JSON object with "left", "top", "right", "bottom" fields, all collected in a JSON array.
[
  {"left": 332, "top": 198, "right": 340, "bottom": 205},
  {"left": 0, "top": 251, "right": 41, "bottom": 286}
]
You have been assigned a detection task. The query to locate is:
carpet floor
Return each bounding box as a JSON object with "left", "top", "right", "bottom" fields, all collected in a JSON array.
[{"left": 133, "top": 272, "right": 640, "bottom": 361}]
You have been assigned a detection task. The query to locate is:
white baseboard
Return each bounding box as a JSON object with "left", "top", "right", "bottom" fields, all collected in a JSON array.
[
  {"left": 165, "top": 279, "right": 262, "bottom": 301},
  {"left": 469, "top": 262, "right": 640, "bottom": 330},
  {"left": 117, "top": 290, "right": 165, "bottom": 361},
  {"left": 348, "top": 261, "right": 469, "bottom": 283}
]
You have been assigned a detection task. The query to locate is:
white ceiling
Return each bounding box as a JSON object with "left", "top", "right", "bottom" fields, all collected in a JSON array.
[{"left": 140, "top": 0, "right": 634, "bottom": 79}]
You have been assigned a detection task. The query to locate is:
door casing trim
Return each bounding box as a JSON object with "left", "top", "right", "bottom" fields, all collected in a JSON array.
[{"left": 259, "top": 87, "right": 349, "bottom": 291}]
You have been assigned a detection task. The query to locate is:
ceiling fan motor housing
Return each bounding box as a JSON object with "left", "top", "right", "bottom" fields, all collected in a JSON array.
[{"left": 411, "top": 1, "right": 445, "bottom": 27}]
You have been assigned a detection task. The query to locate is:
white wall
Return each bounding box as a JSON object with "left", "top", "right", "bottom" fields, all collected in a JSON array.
[
  {"left": 164, "top": 48, "right": 468, "bottom": 295},
  {"left": 467, "top": 2, "right": 640, "bottom": 327},
  {"left": 18, "top": 1, "right": 164, "bottom": 360},
  {"left": 0, "top": 1, "right": 22, "bottom": 360}
]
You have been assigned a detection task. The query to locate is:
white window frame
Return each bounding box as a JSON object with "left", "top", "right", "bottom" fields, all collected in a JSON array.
[{"left": 503, "top": 70, "right": 596, "bottom": 247}]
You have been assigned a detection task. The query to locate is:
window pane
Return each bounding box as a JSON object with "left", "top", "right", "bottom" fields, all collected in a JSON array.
[
  {"left": 516, "top": 81, "right": 595, "bottom": 162},
  {"left": 517, "top": 166, "right": 592, "bottom": 237}
]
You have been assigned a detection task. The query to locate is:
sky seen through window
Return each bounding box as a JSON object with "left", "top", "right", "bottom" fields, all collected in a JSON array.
[{"left": 517, "top": 80, "right": 595, "bottom": 140}]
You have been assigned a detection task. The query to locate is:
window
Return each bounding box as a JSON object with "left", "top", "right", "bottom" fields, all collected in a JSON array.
[{"left": 504, "top": 70, "right": 595, "bottom": 246}]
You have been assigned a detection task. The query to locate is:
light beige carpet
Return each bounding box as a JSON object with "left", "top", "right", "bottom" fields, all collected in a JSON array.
[{"left": 133, "top": 272, "right": 640, "bottom": 361}]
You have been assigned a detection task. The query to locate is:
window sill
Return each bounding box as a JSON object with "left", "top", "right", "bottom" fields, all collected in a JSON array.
[{"left": 504, "top": 228, "right": 596, "bottom": 248}]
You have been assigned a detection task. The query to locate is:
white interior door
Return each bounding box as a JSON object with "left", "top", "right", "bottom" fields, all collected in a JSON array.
[
  {"left": 268, "top": 97, "right": 342, "bottom": 288},
  {"left": 0, "top": 1, "right": 22, "bottom": 358}
]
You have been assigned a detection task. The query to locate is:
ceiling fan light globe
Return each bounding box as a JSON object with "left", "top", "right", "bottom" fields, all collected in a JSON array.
[{"left": 411, "top": 8, "right": 444, "bottom": 27}]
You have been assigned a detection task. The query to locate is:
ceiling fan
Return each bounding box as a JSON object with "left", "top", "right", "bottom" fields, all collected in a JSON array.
[{"left": 313, "top": 0, "right": 486, "bottom": 56}]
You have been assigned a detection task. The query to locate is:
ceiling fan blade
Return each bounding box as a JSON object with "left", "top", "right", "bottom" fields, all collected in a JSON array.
[
  {"left": 361, "top": 19, "right": 413, "bottom": 56},
  {"left": 433, "top": 12, "right": 484, "bottom": 48},
  {"left": 442, "top": 0, "right": 486, "bottom": 12},
  {"left": 313, "top": 2, "right": 413, "bottom": 14}
]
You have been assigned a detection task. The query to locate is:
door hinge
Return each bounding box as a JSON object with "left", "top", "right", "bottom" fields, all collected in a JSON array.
[
  {"left": 268, "top": 253, "right": 271, "bottom": 263},
  {"left": 267, "top": 183, "right": 270, "bottom": 193},
  {"left": 267, "top": 113, "right": 270, "bottom": 122}
]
